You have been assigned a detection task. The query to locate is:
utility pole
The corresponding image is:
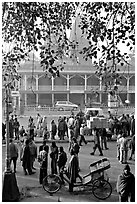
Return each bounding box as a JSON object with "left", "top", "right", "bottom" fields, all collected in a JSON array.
[
  {"left": 5, "top": 86, "right": 11, "bottom": 173},
  {"left": 2, "top": 85, "right": 20, "bottom": 201}
]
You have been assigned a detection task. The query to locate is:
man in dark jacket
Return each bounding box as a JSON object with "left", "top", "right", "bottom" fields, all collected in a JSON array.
[
  {"left": 57, "top": 146, "right": 67, "bottom": 184},
  {"left": 9, "top": 138, "right": 18, "bottom": 173},
  {"left": 90, "top": 128, "right": 103, "bottom": 156},
  {"left": 67, "top": 149, "right": 82, "bottom": 192},
  {"left": 21, "top": 139, "right": 35, "bottom": 175},
  {"left": 39, "top": 140, "right": 49, "bottom": 153},
  {"left": 14, "top": 117, "right": 20, "bottom": 140},
  {"left": 51, "top": 120, "right": 57, "bottom": 140},
  {"left": 50, "top": 141, "right": 58, "bottom": 174},
  {"left": 58, "top": 117, "right": 66, "bottom": 140},
  {"left": 117, "top": 164, "right": 135, "bottom": 202}
]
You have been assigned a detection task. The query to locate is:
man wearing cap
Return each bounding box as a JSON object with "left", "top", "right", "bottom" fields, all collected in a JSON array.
[{"left": 116, "top": 164, "right": 135, "bottom": 202}]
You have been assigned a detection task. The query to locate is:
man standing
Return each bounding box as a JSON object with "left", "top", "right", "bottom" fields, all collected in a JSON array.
[
  {"left": 90, "top": 128, "right": 103, "bottom": 156},
  {"left": 100, "top": 128, "right": 109, "bottom": 150},
  {"left": 9, "top": 138, "right": 18, "bottom": 173},
  {"left": 50, "top": 120, "right": 57, "bottom": 140},
  {"left": 14, "top": 117, "right": 20, "bottom": 140},
  {"left": 68, "top": 115, "right": 75, "bottom": 141},
  {"left": 58, "top": 117, "right": 66, "bottom": 140},
  {"left": 117, "top": 164, "right": 135, "bottom": 202},
  {"left": 20, "top": 139, "right": 35, "bottom": 175},
  {"left": 67, "top": 149, "right": 82, "bottom": 192},
  {"left": 42, "top": 116, "right": 48, "bottom": 138},
  {"left": 50, "top": 141, "right": 58, "bottom": 174},
  {"left": 57, "top": 146, "right": 67, "bottom": 184},
  {"left": 79, "top": 124, "right": 87, "bottom": 146},
  {"left": 130, "top": 115, "right": 135, "bottom": 136},
  {"left": 29, "top": 138, "right": 37, "bottom": 170},
  {"left": 28, "top": 118, "right": 35, "bottom": 139},
  {"left": 9, "top": 115, "right": 14, "bottom": 138},
  {"left": 119, "top": 133, "right": 128, "bottom": 164},
  {"left": 39, "top": 140, "right": 49, "bottom": 153},
  {"left": 38, "top": 144, "right": 49, "bottom": 184}
]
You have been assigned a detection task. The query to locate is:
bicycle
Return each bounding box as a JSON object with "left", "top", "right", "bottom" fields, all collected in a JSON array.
[{"left": 42, "top": 157, "right": 112, "bottom": 200}]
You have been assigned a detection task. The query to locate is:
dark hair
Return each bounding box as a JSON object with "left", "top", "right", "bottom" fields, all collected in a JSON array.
[
  {"left": 43, "top": 140, "right": 47, "bottom": 145},
  {"left": 52, "top": 141, "right": 56, "bottom": 147},
  {"left": 70, "top": 149, "right": 75, "bottom": 155},
  {"left": 10, "top": 138, "right": 13, "bottom": 143},
  {"left": 122, "top": 133, "right": 126, "bottom": 138},
  {"left": 43, "top": 145, "right": 48, "bottom": 151},
  {"left": 72, "top": 137, "right": 77, "bottom": 143},
  {"left": 59, "top": 146, "right": 64, "bottom": 152},
  {"left": 124, "top": 164, "right": 130, "bottom": 171},
  {"left": 25, "top": 139, "right": 30, "bottom": 145}
]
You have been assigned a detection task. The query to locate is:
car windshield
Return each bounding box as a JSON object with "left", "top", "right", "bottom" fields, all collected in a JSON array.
[{"left": 57, "top": 102, "right": 66, "bottom": 104}]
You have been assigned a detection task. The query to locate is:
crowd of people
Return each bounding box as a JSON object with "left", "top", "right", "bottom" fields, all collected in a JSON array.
[
  {"left": 3, "top": 110, "right": 135, "bottom": 201},
  {"left": 108, "top": 112, "right": 135, "bottom": 137}
]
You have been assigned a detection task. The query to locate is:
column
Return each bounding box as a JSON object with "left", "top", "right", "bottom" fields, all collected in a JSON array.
[
  {"left": 18, "top": 95, "right": 21, "bottom": 114},
  {"left": 67, "top": 93, "right": 69, "bottom": 101},
  {"left": 84, "top": 93, "right": 87, "bottom": 105},
  {"left": 36, "top": 94, "right": 39, "bottom": 106},
  {"left": 36, "top": 75, "right": 39, "bottom": 91},
  {"left": 67, "top": 74, "right": 70, "bottom": 91},
  {"left": 24, "top": 75, "right": 27, "bottom": 91},
  {"left": 52, "top": 93, "right": 54, "bottom": 107},
  {"left": 24, "top": 94, "right": 27, "bottom": 107},
  {"left": 127, "top": 77, "right": 130, "bottom": 101},
  {"left": 18, "top": 80, "right": 21, "bottom": 113},
  {"left": 51, "top": 76, "right": 54, "bottom": 91},
  {"left": 99, "top": 76, "right": 102, "bottom": 103},
  {"left": 84, "top": 74, "right": 87, "bottom": 91}
]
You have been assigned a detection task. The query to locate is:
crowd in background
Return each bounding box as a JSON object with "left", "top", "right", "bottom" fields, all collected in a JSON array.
[
  {"left": 2, "top": 110, "right": 135, "bottom": 199},
  {"left": 2, "top": 111, "right": 135, "bottom": 142}
]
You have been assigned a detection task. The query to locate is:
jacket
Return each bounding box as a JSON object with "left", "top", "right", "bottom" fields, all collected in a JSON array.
[
  {"left": 68, "top": 155, "right": 79, "bottom": 183},
  {"left": 117, "top": 172, "right": 135, "bottom": 201},
  {"left": 57, "top": 151, "right": 67, "bottom": 168},
  {"left": 9, "top": 142, "right": 18, "bottom": 158}
]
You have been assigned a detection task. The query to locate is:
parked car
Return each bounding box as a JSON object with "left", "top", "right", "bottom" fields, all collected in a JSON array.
[{"left": 55, "top": 101, "right": 78, "bottom": 111}]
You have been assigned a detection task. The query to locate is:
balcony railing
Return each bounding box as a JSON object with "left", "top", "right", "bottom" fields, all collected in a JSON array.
[
  {"left": 54, "top": 85, "right": 68, "bottom": 91},
  {"left": 19, "top": 85, "right": 135, "bottom": 93},
  {"left": 39, "top": 86, "right": 52, "bottom": 91}
]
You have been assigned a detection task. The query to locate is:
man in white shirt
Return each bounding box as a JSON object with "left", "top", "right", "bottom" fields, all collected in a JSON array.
[{"left": 67, "top": 115, "right": 75, "bottom": 141}]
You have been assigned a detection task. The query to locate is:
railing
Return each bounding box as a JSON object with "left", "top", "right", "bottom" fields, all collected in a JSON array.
[
  {"left": 54, "top": 85, "right": 68, "bottom": 91},
  {"left": 19, "top": 85, "right": 135, "bottom": 92},
  {"left": 38, "top": 86, "right": 52, "bottom": 91},
  {"left": 128, "top": 86, "right": 135, "bottom": 92}
]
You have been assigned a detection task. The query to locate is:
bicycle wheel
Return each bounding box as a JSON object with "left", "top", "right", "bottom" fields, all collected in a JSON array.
[
  {"left": 42, "top": 174, "right": 62, "bottom": 194},
  {"left": 92, "top": 179, "right": 112, "bottom": 200}
]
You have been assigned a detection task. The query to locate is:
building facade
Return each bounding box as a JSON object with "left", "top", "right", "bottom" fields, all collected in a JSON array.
[{"left": 12, "top": 54, "right": 134, "bottom": 112}]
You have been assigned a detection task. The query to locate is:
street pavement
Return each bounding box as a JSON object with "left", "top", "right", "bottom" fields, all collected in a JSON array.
[
  {"left": 2, "top": 136, "right": 135, "bottom": 202},
  {"left": 2, "top": 111, "right": 135, "bottom": 202}
]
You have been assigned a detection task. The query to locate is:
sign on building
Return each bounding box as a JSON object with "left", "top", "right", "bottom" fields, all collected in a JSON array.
[{"left": 11, "top": 91, "right": 20, "bottom": 97}]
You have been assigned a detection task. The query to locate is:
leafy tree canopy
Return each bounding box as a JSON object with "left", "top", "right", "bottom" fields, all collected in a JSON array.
[{"left": 2, "top": 2, "right": 135, "bottom": 91}]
